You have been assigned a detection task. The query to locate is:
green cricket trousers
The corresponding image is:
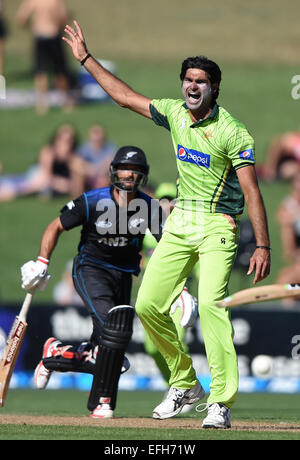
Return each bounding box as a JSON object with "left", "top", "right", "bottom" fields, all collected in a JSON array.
[{"left": 135, "top": 207, "right": 239, "bottom": 408}]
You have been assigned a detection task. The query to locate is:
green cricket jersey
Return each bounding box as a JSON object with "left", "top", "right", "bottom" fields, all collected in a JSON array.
[{"left": 150, "top": 100, "right": 255, "bottom": 216}]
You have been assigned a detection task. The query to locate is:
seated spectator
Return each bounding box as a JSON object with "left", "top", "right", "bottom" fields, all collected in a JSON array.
[
  {"left": 71, "top": 124, "right": 117, "bottom": 195},
  {"left": 260, "top": 131, "right": 300, "bottom": 181},
  {"left": 276, "top": 172, "right": 300, "bottom": 306},
  {"left": 0, "top": 123, "right": 79, "bottom": 201}
]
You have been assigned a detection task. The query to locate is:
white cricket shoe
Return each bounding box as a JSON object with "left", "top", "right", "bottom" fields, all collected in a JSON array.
[
  {"left": 152, "top": 382, "right": 205, "bottom": 419},
  {"left": 90, "top": 398, "right": 114, "bottom": 419},
  {"left": 202, "top": 403, "right": 231, "bottom": 429},
  {"left": 34, "top": 337, "right": 62, "bottom": 390}
]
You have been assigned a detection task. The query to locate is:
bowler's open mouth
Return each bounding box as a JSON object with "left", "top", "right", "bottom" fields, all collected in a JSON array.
[{"left": 188, "top": 93, "right": 201, "bottom": 103}]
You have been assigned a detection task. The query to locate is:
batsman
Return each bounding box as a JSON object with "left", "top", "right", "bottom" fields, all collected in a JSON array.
[
  {"left": 21, "top": 146, "right": 164, "bottom": 419},
  {"left": 62, "top": 21, "right": 271, "bottom": 428}
]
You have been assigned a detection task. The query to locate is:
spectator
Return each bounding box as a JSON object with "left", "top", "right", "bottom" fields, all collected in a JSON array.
[
  {"left": 38, "top": 123, "right": 79, "bottom": 197},
  {"left": 71, "top": 124, "right": 117, "bottom": 195},
  {"left": 0, "top": 123, "right": 79, "bottom": 201},
  {"left": 16, "top": 0, "right": 73, "bottom": 114},
  {"left": 0, "top": 0, "right": 7, "bottom": 75},
  {"left": 260, "top": 131, "right": 300, "bottom": 181},
  {"left": 276, "top": 172, "right": 300, "bottom": 306}
]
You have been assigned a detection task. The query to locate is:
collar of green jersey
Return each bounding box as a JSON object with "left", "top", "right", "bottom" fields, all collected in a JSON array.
[{"left": 183, "top": 103, "right": 219, "bottom": 128}]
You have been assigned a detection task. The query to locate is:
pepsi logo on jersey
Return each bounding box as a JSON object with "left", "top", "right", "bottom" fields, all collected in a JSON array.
[{"left": 177, "top": 145, "right": 210, "bottom": 168}]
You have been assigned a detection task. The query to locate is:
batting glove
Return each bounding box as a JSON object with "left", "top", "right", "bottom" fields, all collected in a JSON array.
[
  {"left": 170, "top": 286, "right": 198, "bottom": 328},
  {"left": 21, "top": 257, "right": 51, "bottom": 291}
]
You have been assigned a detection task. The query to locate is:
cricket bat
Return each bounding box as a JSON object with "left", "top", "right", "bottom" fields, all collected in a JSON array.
[
  {"left": 217, "top": 283, "right": 300, "bottom": 308},
  {"left": 0, "top": 290, "right": 34, "bottom": 407}
]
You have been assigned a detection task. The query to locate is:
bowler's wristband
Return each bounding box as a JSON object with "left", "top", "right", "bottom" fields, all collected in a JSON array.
[
  {"left": 80, "top": 53, "right": 91, "bottom": 66},
  {"left": 256, "top": 246, "right": 271, "bottom": 251}
]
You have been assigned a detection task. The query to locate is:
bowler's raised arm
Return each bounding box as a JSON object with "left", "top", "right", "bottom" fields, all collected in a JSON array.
[{"left": 63, "top": 21, "right": 152, "bottom": 119}]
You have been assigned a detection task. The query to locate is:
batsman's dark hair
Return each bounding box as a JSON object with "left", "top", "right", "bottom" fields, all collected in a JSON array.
[{"left": 180, "top": 56, "right": 222, "bottom": 101}]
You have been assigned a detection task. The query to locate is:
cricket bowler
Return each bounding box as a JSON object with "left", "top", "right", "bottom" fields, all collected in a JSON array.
[{"left": 62, "top": 21, "right": 271, "bottom": 428}]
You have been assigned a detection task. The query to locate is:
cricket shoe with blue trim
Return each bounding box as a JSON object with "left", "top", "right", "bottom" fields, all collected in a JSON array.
[{"left": 152, "top": 382, "right": 205, "bottom": 419}]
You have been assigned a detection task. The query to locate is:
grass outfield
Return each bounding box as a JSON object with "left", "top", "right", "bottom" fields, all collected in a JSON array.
[{"left": 0, "top": 390, "right": 300, "bottom": 440}]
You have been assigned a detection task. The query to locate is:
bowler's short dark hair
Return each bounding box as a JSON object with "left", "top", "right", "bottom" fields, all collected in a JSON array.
[{"left": 180, "top": 56, "right": 222, "bottom": 100}]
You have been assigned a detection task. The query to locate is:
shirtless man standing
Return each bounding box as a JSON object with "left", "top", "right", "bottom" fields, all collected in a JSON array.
[
  {"left": 0, "top": 0, "right": 7, "bottom": 75},
  {"left": 17, "top": 0, "right": 72, "bottom": 114}
]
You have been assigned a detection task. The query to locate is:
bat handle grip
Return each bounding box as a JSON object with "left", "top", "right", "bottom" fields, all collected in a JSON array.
[{"left": 19, "top": 289, "right": 35, "bottom": 322}]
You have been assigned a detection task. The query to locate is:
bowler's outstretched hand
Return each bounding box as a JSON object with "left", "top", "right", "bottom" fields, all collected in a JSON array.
[
  {"left": 247, "top": 248, "right": 271, "bottom": 284},
  {"left": 62, "top": 20, "right": 88, "bottom": 62}
]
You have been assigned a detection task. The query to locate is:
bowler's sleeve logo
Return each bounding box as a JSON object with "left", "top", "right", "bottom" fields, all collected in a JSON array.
[{"left": 238, "top": 149, "right": 254, "bottom": 162}]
